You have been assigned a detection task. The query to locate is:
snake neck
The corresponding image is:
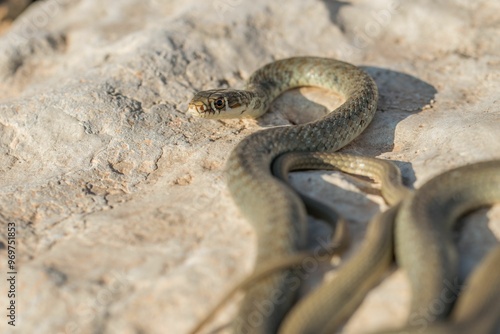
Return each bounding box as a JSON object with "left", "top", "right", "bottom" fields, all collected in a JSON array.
[{"left": 245, "top": 57, "right": 371, "bottom": 115}]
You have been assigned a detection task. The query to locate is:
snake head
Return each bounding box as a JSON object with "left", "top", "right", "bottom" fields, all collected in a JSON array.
[
  {"left": 187, "top": 89, "right": 226, "bottom": 118},
  {"left": 187, "top": 89, "right": 262, "bottom": 119}
]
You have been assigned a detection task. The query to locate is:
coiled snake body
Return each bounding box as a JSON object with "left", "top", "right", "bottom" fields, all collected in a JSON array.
[{"left": 187, "top": 57, "right": 500, "bottom": 333}]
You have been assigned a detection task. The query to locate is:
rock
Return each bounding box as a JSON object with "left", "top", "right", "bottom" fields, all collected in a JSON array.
[{"left": 0, "top": 0, "right": 499, "bottom": 333}]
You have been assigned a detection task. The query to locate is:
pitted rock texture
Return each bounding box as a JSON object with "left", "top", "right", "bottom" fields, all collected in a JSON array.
[{"left": 0, "top": 1, "right": 499, "bottom": 333}]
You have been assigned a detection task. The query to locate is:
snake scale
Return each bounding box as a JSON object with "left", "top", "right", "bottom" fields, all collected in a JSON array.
[{"left": 187, "top": 57, "right": 500, "bottom": 333}]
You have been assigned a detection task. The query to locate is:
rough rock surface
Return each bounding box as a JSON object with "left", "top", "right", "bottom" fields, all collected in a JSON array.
[{"left": 0, "top": 0, "right": 499, "bottom": 333}]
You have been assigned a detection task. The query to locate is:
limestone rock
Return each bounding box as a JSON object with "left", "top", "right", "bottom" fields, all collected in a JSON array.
[{"left": 0, "top": 0, "right": 499, "bottom": 333}]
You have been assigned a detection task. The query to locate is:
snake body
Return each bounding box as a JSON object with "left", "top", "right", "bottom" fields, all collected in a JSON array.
[
  {"left": 189, "top": 57, "right": 378, "bottom": 333},
  {"left": 187, "top": 57, "right": 500, "bottom": 333},
  {"left": 395, "top": 160, "right": 500, "bottom": 325},
  {"left": 272, "top": 153, "right": 409, "bottom": 334},
  {"left": 274, "top": 154, "right": 500, "bottom": 334}
]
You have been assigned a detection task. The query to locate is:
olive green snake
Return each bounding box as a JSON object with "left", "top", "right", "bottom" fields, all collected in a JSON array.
[{"left": 186, "top": 57, "right": 500, "bottom": 333}]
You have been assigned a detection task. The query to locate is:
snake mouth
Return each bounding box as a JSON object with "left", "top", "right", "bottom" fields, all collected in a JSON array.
[{"left": 187, "top": 102, "right": 208, "bottom": 117}]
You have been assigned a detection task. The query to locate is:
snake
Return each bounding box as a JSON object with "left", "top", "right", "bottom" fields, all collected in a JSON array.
[
  {"left": 273, "top": 153, "right": 500, "bottom": 334},
  {"left": 188, "top": 57, "right": 378, "bottom": 333},
  {"left": 186, "top": 57, "right": 500, "bottom": 333}
]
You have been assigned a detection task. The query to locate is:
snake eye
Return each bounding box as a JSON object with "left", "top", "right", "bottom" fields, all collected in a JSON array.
[{"left": 214, "top": 98, "right": 225, "bottom": 109}]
